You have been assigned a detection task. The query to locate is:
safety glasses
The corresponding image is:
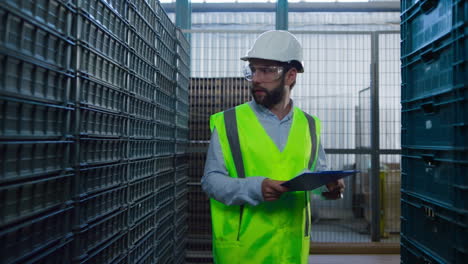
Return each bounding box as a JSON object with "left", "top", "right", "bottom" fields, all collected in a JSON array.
[{"left": 243, "top": 65, "right": 285, "bottom": 82}]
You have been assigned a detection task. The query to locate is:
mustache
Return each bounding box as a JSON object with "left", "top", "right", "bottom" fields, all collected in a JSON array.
[{"left": 252, "top": 85, "right": 268, "bottom": 93}]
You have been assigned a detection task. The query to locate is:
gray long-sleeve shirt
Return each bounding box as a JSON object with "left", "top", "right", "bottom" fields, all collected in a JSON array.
[{"left": 201, "top": 100, "right": 328, "bottom": 206}]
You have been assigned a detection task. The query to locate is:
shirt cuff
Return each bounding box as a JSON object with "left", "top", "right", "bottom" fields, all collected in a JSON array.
[{"left": 245, "top": 176, "right": 267, "bottom": 205}]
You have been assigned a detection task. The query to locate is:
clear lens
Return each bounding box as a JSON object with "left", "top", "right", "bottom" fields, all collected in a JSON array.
[{"left": 243, "top": 65, "right": 284, "bottom": 82}]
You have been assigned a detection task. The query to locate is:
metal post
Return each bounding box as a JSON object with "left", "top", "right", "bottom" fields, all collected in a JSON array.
[
  {"left": 370, "top": 33, "right": 381, "bottom": 242},
  {"left": 176, "top": 0, "right": 191, "bottom": 33},
  {"left": 276, "top": 0, "right": 288, "bottom": 30}
]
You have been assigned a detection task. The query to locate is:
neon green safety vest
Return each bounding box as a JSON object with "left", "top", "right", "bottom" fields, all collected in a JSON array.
[{"left": 209, "top": 103, "right": 321, "bottom": 264}]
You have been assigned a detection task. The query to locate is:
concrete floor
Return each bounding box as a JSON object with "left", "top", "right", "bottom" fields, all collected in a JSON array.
[{"left": 309, "top": 254, "right": 400, "bottom": 264}]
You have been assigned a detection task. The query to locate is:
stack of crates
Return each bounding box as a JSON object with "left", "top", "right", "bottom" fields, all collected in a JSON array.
[
  {"left": 0, "top": 0, "right": 76, "bottom": 262},
  {"left": 400, "top": 0, "right": 467, "bottom": 263},
  {"left": 174, "top": 28, "right": 190, "bottom": 264},
  {"left": 0, "top": 0, "right": 190, "bottom": 263}
]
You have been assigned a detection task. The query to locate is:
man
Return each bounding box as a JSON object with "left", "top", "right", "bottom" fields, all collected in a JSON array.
[{"left": 201, "top": 30, "right": 345, "bottom": 264}]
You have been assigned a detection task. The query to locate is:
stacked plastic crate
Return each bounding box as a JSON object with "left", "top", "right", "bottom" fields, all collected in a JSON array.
[
  {"left": 0, "top": 0, "right": 75, "bottom": 262},
  {"left": 400, "top": 0, "right": 467, "bottom": 263},
  {"left": 74, "top": 0, "right": 130, "bottom": 263},
  {"left": 174, "top": 28, "right": 190, "bottom": 264}
]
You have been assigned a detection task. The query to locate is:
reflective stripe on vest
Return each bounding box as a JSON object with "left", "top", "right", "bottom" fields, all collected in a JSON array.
[{"left": 209, "top": 103, "right": 321, "bottom": 264}]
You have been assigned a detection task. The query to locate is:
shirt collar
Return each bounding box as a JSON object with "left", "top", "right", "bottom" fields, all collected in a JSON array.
[{"left": 249, "top": 99, "right": 294, "bottom": 122}]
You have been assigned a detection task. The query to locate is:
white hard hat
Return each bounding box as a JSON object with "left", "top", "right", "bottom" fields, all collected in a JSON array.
[{"left": 241, "top": 30, "right": 304, "bottom": 73}]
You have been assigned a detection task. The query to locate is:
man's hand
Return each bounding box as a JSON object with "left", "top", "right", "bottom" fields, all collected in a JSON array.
[
  {"left": 322, "top": 179, "right": 345, "bottom": 200},
  {"left": 262, "top": 179, "right": 289, "bottom": 201}
]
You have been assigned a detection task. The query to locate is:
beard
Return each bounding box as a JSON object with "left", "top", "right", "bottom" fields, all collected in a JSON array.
[{"left": 251, "top": 78, "right": 286, "bottom": 109}]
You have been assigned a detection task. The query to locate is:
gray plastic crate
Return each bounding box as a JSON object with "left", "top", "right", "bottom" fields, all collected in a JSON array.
[
  {"left": 127, "top": 28, "right": 158, "bottom": 67},
  {"left": 157, "top": 72, "right": 176, "bottom": 95},
  {"left": 0, "top": 207, "right": 73, "bottom": 264},
  {"left": 126, "top": 7, "right": 157, "bottom": 48},
  {"left": 158, "top": 40, "right": 175, "bottom": 68},
  {"left": 154, "top": 123, "right": 175, "bottom": 141},
  {"left": 155, "top": 105, "right": 175, "bottom": 126},
  {"left": 0, "top": 141, "right": 72, "bottom": 182},
  {"left": 128, "top": 71, "right": 156, "bottom": 102},
  {"left": 24, "top": 239, "right": 73, "bottom": 264},
  {"left": 156, "top": 1, "right": 175, "bottom": 38},
  {"left": 157, "top": 198, "right": 174, "bottom": 225},
  {"left": 155, "top": 89, "right": 175, "bottom": 110},
  {"left": 156, "top": 170, "right": 174, "bottom": 191},
  {"left": 80, "top": 231, "right": 128, "bottom": 264},
  {"left": 176, "top": 49, "right": 190, "bottom": 73},
  {"left": 75, "top": 0, "right": 128, "bottom": 42},
  {"left": 157, "top": 241, "right": 174, "bottom": 264},
  {"left": 156, "top": 185, "right": 174, "bottom": 207},
  {"left": 0, "top": 97, "right": 73, "bottom": 139},
  {"left": 77, "top": 12, "right": 129, "bottom": 67},
  {"left": 157, "top": 55, "right": 176, "bottom": 82},
  {"left": 74, "top": 209, "right": 127, "bottom": 259},
  {"left": 78, "top": 76, "right": 128, "bottom": 114},
  {"left": 156, "top": 210, "right": 174, "bottom": 240},
  {"left": 79, "top": 107, "right": 128, "bottom": 138},
  {"left": 155, "top": 155, "right": 174, "bottom": 174},
  {"left": 176, "top": 73, "right": 190, "bottom": 92},
  {"left": 128, "top": 212, "right": 155, "bottom": 248},
  {"left": 176, "top": 87, "right": 189, "bottom": 106},
  {"left": 77, "top": 45, "right": 128, "bottom": 89},
  {"left": 129, "top": 51, "right": 157, "bottom": 84},
  {"left": 1, "top": 0, "right": 74, "bottom": 37},
  {"left": 79, "top": 138, "right": 126, "bottom": 166},
  {"left": 176, "top": 114, "right": 188, "bottom": 129},
  {"left": 128, "top": 176, "right": 155, "bottom": 203},
  {"left": 128, "top": 95, "right": 156, "bottom": 120},
  {"left": 175, "top": 177, "right": 188, "bottom": 199},
  {"left": 175, "top": 166, "right": 188, "bottom": 182},
  {"left": 401, "top": 192, "right": 468, "bottom": 263},
  {"left": 0, "top": 8, "right": 74, "bottom": 70},
  {"left": 155, "top": 140, "right": 175, "bottom": 156},
  {"left": 127, "top": 230, "right": 155, "bottom": 264},
  {"left": 0, "top": 54, "right": 73, "bottom": 104},
  {"left": 129, "top": 194, "right": 157, "bottom": 226},
  {"left": 175, "top": 188, "right": 188, "bottom": 212},
  {"left": 78, "top": 163, "right": 127, "bottom": 196},
  {"left": 177, "top": 60, "right": 190, "bottom": 80},
  {"left": 176, "top": 128, "right": 189, "bottom": 141},
  {"left": 128, "top": 0, "right": 158, "bottom": 31},
  {"left": 128, "top": 158, "right": 156, "bottom": 182},
  {"left": 129, "top": 139, "right": 156, "bottom": 160},
  {"left": 76, "top": 185, "right": 127, "bottom": 225},
  {"left": 129, "top": 117, "right": 154, "bottom": 139},
  {"left": 176, "top": 28, "right": 190, "bottom": 55},
  {"left": 100, "top": 0, "right": 127, "bottom": 17},
  {"left": 0, "top": 173, "right": 73, "bottom": 226},
  {"left": 175, "top": 140, "right": 188, "bottom": 155},
  {"left": 401, "top": 235, "right": 446, "bottom": 264},
  {"left": 136, "top": 250, "right": 156, "bottom": 264},
  {"left": 176, "top": 100, "right": 188, "bottom": 114}
]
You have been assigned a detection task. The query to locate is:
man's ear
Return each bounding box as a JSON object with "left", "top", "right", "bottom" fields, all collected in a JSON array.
[{"left": 285, "top": 68, "right": 297, "bottom": 86}]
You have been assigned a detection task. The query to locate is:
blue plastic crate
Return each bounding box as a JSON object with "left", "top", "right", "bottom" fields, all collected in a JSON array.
[
  {"left": 401, "top": 88, "right": 468, "bottom": 149},
  {"left": 75, "top": 0, "right": 128, "bottom": 42},
  {"left": 79, "top": 107, "right": 128, "bottom": 138},
  {"left": 0, "top": 8, "right": 74, "bottom": 71},
  {"left": 78, "top": 76, "right": 128, "bottom": 114},
  {"left": 77, "top": 45, "right": 128, "bottom": 89},
  {"left": 400, "top": 0, "right": 465, "bottom": 56},
  {"left": 128, "top": 213, "right": 155, "bottom": 248},
  {"left": 0, "top": 97, "right": 73, "bottom": 139},
  {"left": 402, "top": 148, "right": 468, "bottom": 210},
  {"left": 77, "top": 12, "right": 129, "bottom": 67},
  {"left": 76, "top": 185, "right": 127, "bottom": 225},
  {"left": 79, "top": 138, "right": 126, "bottom": 166},
  {"left": 78, "top": 163, "right": 127, "bottom": 196},
  {"left": 401, "top": 235, "right": 448, "bottom": 264},
  {"left": 0, "top": 207, "right": 73, "bottom": 264},
  {"left": 127, "top": 230, "right": 155, "bottom": 264},
  {"left": 0, "top": 140, "right": 72, "bottom": 182},
  {"left": 74, "top": 209, "right": 127, "bottom": 259},
  {"left": 401, "top": 192, "right": 468, "bottom": 263},
  {"left": 0, "top": 173, "right": 73, "bottom": 226},
  {"left": 0, "top": 54, "right": 74, "bottom": 104},
  {"left": 128, "top": 72, "right": 157, "bottom": 102}
]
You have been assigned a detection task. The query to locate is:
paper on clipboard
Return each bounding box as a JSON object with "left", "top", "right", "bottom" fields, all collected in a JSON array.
[{"left": 281, "top": 170, "right": 358, "bottom": 191}]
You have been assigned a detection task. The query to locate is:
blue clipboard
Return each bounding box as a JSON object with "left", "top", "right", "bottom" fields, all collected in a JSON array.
[{"left": 281, "top": 170, "right": 358, "bottom": 191}]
